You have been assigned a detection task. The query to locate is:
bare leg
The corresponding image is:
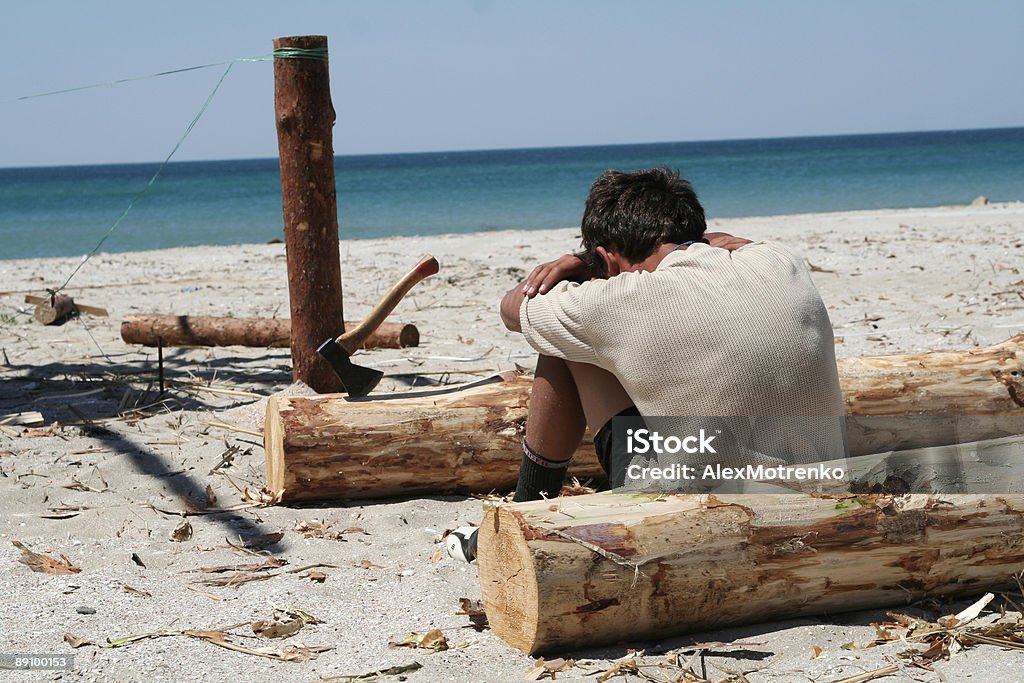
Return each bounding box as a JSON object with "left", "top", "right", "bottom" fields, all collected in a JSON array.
[
  {"left": 565, "top": 360, "right": 635, "bottom": 435},
  {"left": 526, "top": 355, "right": 634, "bottom": 456},
  {"left": 525, "top": 354, "right": 587, "bottom": 461}
]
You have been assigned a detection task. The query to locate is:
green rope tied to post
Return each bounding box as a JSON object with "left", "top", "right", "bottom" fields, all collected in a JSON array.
[{"left": 272, "top": 47, "right": 328, "bottom": 62}]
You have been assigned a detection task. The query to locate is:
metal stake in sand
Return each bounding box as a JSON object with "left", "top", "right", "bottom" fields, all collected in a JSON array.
[{"left": 272, "top": 35, "right": 345, "bottom": 393}]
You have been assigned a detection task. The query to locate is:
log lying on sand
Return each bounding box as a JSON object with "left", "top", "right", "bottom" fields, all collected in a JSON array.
[
  {"left": 264, "top": 335, "right": 1023, "bottom": 503},
  {"left": 121, "top": 314, "right": 418, "bottom": 349},
  {"left": 841, "top": 333, "right": 1024, "bottom": 415},
  {"left": 265, "top": 372, "right": 602, "bottom": 502},
  {"left": 477, "top": 491, "right": 1024, "bottom": 654},
  {"left": 31, "top": 294, "right": 76, "bottom": 325}
]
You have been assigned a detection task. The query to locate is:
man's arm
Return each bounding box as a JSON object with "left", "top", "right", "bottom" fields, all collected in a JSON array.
[{"left": 501, "top": 253, "right": 591, "bottom": 332}]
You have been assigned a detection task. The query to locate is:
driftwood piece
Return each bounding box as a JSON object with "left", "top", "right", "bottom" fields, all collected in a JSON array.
[
  {"left": 0, "top": 411, "right": 45, "bottom": 427},
  {"left": 477, "top": 491, "right": 1024, "bottom": 654},
  {"left": 264, "top": 336, "right": 1023, "bottom": 503},
  {"left": 120, "top": 315, "right": 418, "bottom": 350}
]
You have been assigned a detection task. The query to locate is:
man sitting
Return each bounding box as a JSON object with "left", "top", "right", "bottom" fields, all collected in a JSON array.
[{"left": 447, "top": 167, "right": 844, "bottom": 561}]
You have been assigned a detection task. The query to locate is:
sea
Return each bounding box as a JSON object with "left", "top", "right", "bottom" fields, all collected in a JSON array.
[{"left": 2, "top": 127, "right": 1023, "bottom": 261}]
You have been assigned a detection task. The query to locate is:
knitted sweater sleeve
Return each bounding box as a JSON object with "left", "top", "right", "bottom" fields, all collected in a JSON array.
[{"left": 519, "top": 280, "right": 601, "bottom": 365}]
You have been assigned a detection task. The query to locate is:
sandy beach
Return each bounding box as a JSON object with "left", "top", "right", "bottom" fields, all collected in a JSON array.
[{"left": 1, "top": 202, "right": 1023, "bottom": 682}]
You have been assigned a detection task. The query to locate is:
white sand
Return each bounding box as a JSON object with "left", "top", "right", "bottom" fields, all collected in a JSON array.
[{"left": 1, "top": 202, "right": 1022, "bottom": 682}]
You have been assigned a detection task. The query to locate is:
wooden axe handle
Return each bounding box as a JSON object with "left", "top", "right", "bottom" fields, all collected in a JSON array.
[{"left": 337, "top": 255, "right": 439, "bottom": 353}]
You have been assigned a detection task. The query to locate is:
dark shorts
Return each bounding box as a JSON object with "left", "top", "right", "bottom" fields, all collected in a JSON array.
[{"left": 593, "top": 405, "right": 644, "bottom": 487}]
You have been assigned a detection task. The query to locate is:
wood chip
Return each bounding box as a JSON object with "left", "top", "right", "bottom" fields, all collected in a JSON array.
[
  {"left": 63, "top": 632, "right": 94, "bottom": 649},
  {"left": 356, "top": 559, "right": 383, "bottom": 570},
  {"left": 0, "top": 411, "right": 44, "bottom": 427},
  {"left": 123, "top": 584, "right": 152, "bottom": 597}
]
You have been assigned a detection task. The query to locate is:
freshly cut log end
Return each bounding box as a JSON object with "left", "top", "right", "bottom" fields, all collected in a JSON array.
[
  {"left": 397, "top": 323, "right": 418, "bottom": 349},
  {"left": 264, "top": 398, "right": 288, "bottom": 496},
  {"left": 33, "top": 294, "right": 75, "bottom": 325},
  {"left": 478, "top": 492, "right": 1024, "bottom": 655}
]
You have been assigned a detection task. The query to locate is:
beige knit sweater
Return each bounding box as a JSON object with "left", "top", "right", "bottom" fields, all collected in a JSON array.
[{"left": 520, "top": 241, "right": 846, "bottom": 468}]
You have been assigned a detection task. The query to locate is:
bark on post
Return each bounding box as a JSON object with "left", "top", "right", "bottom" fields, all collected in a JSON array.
[{"left": 273, "top": 35, "right": 345, "bottom": 393}]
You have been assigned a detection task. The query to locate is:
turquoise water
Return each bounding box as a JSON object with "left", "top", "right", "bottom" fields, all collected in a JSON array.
[{"left": 2, "top": 127, "right": 1022, "bottom": 260}]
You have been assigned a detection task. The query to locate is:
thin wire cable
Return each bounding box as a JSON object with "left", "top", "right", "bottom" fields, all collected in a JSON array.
[
  {"left": 13, "top": 56, "right": 269, "bottom": 102},
  {"left": 14, "top": 46, "right": 327, "bottom": 294},
  {"left": 77, "top": 314, "right": 112, "bottom": 362},
  {"left": 13, "top": 47, "right": 326, "bottom": 103},
  {"left": 53, "top": 62, "right": 235, "bottom": 295}
]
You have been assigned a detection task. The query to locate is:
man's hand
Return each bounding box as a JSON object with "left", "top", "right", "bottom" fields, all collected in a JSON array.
[
  {"left": 704, "top": 232, "right": 753, "bottom": 252},
  {"left": 522, "top": 253, "right": 591, "bottom": 298},
  {"left": 502, "top": 253, "right": 592, "bottom": 332}
]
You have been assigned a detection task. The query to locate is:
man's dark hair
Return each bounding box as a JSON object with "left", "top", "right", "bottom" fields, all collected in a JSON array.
[{"left": 579, "top": 167, "right": 706, "bottom": 276}]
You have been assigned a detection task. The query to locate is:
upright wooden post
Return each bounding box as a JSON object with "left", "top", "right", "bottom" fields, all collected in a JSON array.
[{"left": 273, "top": 35, "right": 345, "bottom": 393}]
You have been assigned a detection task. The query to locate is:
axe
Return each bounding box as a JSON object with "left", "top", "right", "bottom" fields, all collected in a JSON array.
[{"left": 317, "top": 255, "right": 440, "bottom": 396}]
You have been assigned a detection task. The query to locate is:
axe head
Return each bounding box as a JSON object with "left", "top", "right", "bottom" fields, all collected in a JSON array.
[{"left": 317, "top": 338, "right": 384, "bottom": 397}]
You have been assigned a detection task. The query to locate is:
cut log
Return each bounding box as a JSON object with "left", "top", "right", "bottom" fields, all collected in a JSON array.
[
  {"left": 264, "top": 335, "right": 1023, "bottom": 503},
  {"left": 120, "top": 315, "right": 418, "bottom": 350},
  {"left": 477, "top": 491, "right": 1024, "bottom": 654},
  {"left": 264, "top": 372, "right": 602, "bottom": 502},
  {"left": 25, "top": 294, "right": 107, "bottom": 319},
  {"left": 840, "top": 333, "right": 1024, "bottom": 415},
  {"left": 31, "top": 294, "right": 75, "bottom": 325}
]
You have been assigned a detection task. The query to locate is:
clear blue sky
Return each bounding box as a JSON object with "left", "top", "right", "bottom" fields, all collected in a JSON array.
[{"left": 3, "top": 0, "right": 1022, "bottom": 167}]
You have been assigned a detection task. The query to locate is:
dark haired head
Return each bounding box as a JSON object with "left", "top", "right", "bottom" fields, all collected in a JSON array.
[{"left": 579, "top": 167, "right": 706, "bottom": 276}]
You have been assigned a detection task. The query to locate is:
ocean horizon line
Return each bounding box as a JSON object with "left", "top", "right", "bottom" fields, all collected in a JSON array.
[
  {"left": 3, "top": 124, "right": 1022, "bottom": 172},
  {"left": 4, "top": 126, "right": 1022, "bottom": 261},
  {"left": 6, "top": 201, "right": 1022, "bottom": 266}
]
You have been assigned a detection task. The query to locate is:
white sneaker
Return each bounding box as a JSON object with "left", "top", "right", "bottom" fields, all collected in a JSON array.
[{"left": 445, "top": 527, "right": 479, "bottom": 563}]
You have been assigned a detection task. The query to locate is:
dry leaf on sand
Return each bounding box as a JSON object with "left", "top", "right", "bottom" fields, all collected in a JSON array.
[
  {"left": 13, "top": 540, "right": 81, "bottom": 575},
  {"left": 251, "top": 617, "right": 304, "bottom": 639},
  {"left": 64, "top": 633, "right": 93, "bottom": 649},
  {"left": 170, "top": 519, "right": 193, "bottom": 542},
  {"left": 239, "top": 486, "right": 283, "bottom": 507},
  {"left": 524, "top": 657, "right": 574, "bottom": 680},
  {"left": 389, "top": 628, "right": 449, "bottom": 652}
]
